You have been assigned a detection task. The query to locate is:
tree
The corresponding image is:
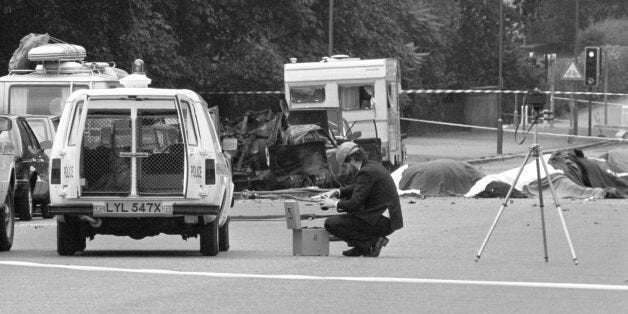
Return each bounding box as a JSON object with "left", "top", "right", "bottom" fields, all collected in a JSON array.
[{"left": 514, "top": 0, "right": 628, "bottom": 55}]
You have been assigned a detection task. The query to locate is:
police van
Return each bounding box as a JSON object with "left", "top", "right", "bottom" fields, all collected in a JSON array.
[{"left": 47, "top": 62, "right": 234, "bottom": 256}]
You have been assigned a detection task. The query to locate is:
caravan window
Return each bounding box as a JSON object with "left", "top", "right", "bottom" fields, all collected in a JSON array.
[
  {"left": 339, "top": 84, "right": 374, "bottom": 110},
  {"left": 290, "top": 86, "right": 325, "bottom": 103},
  {"left": 9, "top": 85, "right": 89, "bottom": 115}
]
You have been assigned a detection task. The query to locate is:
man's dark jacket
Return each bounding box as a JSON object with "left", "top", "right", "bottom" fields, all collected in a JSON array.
[{"left": 337, "top": 160, "right": 403, "bottom": 231}]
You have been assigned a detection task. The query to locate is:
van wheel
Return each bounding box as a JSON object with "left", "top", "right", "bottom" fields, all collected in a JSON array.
[
  {"left": 57, "top": 216, "right": 85, "bottom": 256},
  {"left": 16, "top": 187, "right": 33, "bottom": 221},
  {"left": 200, "top": 218, "right": 219, "bottom": 256},
  {"left": 0, "top": 188, "right": 15, "bottom": 251},
  {"left": 219, "top": 218, "right": 230, "bottom": 252}
]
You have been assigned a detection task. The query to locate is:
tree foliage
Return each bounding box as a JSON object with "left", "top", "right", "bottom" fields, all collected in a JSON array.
[
  {"left": 515, "top": 0, "right": 628, "bottom": 54},
  {"left": 0, "top": 0, "right": 565, "bottom": 110}
]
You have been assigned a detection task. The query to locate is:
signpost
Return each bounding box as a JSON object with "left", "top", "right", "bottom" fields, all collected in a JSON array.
[
  {"left": 562, "top": 62, "right": 582, "bottom": 81},
  {"left": 562, "top": 62, "right": 583, "bottom": 143}
]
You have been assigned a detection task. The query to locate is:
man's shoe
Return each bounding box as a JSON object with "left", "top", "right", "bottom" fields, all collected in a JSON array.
[
  {"left": 365, "top": 237, "right": 389, "bottom": 257},
  {"left": 342, "top": 247, "right": 365, "bottom": 257}
]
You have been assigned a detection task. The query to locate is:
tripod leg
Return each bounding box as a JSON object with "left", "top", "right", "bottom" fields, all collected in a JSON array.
[
  {"left": 538, "top": 150, "right": 579, "bottom": 265},
  {"left": 475, "top": 148, "right": 535, "bottom": 262},
  {"left": 534, "top": 154, "right": 549, "bottom": 262}
]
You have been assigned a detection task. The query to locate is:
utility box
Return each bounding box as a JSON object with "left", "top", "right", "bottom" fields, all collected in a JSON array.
[
  {"left": 284, "top": 201, "right": 329, "bottom": 256},
  {"left": 292, "top": 229, "right": 329, "bottom": 256}
]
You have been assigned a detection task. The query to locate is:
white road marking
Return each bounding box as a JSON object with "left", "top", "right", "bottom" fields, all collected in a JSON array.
[{"left": 1, "top": 261, "right": 627, "bottom": 291}]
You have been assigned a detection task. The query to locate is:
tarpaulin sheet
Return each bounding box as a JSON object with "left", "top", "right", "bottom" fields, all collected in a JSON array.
[
  {"left": 549, "top": 149, "right": 628, "bottom": 198},
  {"left": 398, "top": 159, "right": 485, "bottom": 196},
  {"left": 465, "top": 154, "right": 562, "bottom": 198}
]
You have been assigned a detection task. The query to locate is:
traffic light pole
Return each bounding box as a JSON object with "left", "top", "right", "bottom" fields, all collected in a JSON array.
[
  {"left": 569, "top": 81, "right": 578, "bottom": 144},
  {"left": 497, "top": 0, "right": 503, "bottom": 155},
  {"left": 588, "top": 86, "right": 592, "bottom": 137}
]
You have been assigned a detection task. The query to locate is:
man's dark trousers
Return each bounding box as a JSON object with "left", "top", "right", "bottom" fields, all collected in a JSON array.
[{"left": 324, "top": 214, "right": 392, "bottom": 252}]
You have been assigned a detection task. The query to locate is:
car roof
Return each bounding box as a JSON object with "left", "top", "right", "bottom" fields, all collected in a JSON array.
[
  {"left": 69, "top": 88, "right": 201, "bottom": 100},
  {"left": 0, "top": 114, "right": 21, "bottom": 120},
  {"left": 22, "top": 114, "right": 57, "bottom": 120}
]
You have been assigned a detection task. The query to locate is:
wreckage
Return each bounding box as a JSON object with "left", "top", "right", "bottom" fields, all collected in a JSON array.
[{"left": 226, "top": 55, "right": 406, "bottom": 191}]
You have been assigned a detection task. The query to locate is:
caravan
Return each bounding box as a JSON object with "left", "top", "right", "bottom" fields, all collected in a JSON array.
[{"left": 284, "top": 56, "right": 405, "bottom": 169}]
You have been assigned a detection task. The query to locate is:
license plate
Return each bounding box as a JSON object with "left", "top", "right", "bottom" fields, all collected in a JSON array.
[{"left": 99, "top": 202, "right": 171, "bottom": 214}]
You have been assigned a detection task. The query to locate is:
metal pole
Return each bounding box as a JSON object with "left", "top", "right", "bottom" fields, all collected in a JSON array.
[
  {"left": 569, "top": 0, "right": 579, "bottom": 143},
  {"left": 497, "top": 0, "right": 503, "bottom": 155},
  {"left": 549, "top": 54, "right": 556, "bottom": 127},
  {"left": 603, "top": 51, "right": 608, "bottom": 125},
  {"left": 588, "top": 86, "right": 592, "bottom": 136},
  {"left": 574, "top": 0, "right": 579, "bottom": 57},
  {"left": 328, "top": 0, "right": 334, "bottom": 57},
  {"left": 513, "top": 94, "right": 519, "bottom": 128}
]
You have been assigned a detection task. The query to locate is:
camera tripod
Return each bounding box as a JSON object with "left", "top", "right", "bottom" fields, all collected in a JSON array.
[{"left": 475, "top": 114, "right": 579, "bottom": 265}]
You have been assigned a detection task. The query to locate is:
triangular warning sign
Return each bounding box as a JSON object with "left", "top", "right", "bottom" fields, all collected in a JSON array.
[{"left": 562, "top": 62, "right": 582, "bottom": 80}]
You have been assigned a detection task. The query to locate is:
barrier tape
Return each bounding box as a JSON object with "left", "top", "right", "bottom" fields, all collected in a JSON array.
[
  {"left": 400, "top": 89, "right": 628, "bottom": 96},
  {"left": 204, "top": 89, "right": 628, "bottom": 97},
  {"left": 552, "top": 96, "right": 628, "bottom": 107},
  {"left": 205, "top": 91, "right": 283, "bottom": 95},
  {"left": 400, "top": 117, "right": 628, "bottom": 142}
]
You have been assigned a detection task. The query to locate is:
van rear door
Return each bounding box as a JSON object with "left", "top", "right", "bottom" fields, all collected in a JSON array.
[
  {"left": 176, "top": 95, "right": 203, "bottom": 199},
  {"left": 79, "top": 97, "right": 186, "bottom": 196},
  {"left": 64, "top": 97, "right": 88, "bottom": 199}
]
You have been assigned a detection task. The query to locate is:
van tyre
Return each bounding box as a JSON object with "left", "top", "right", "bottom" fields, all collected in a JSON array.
[
  {"left": 0, "top": 188, "right": 15, "bottom": 251},
  {"left": 16, "top": 187, "right": 33, "bottom": 221},
  {"left": 219, "top": 218, "right": 230, "bottom": 252},
  {"left": 200, "top": 218, "right": 219, "bottom": 256},
  {"left": 57, "top": 216, "right": 85, "bottom": 256}
]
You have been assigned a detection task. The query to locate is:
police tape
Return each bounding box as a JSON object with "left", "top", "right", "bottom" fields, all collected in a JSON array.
[
  {"left": 552, "top": 96, "right": 627, "bottom": 107},
  {"left": 400, "top": 117, "right": 628, "bottom": 142},
  {"left": 400, "top": 89, "right": 628, "bottom": 96},
  {"left": 203, "top": 89, "right": 628, "bottom": 96},
  {"left": 205, "top": 91, "right": 283, "bottom": 95}
]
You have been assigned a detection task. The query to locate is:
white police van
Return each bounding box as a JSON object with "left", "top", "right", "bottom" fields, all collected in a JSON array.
[{"left": 48, "top": 61, "right": 234, "bottom": 256}]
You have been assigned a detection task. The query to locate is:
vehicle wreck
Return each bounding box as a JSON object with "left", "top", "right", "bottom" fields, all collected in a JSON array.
[{"left": 223, "top": 55, "right": 405, "bottom": 192}]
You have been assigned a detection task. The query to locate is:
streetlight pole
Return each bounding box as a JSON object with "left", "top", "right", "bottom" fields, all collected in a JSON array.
[
  {"left": 569, "top": 0, "right": 579, "bottom": 143},
  {"left": 497, "top": 0, "right": 503, "bottom": 154},
  {"left": 328, "top": 0, "right": 334, "bottom": 57}
]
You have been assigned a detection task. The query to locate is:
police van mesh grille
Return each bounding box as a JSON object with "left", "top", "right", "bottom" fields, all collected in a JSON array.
[
  {"left": 81, "top": 116, "right": 132, "bottom": 194},
  {"left": 137, "top": 113, "right": 184, "bottom": 195},
  {"left": 80, "top": 111, "right": 185, "bottom": 196}
]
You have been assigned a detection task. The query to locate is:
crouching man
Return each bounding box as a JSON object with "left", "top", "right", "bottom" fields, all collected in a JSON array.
[{"left": 319, "top": 142, "right": 403, "bottom": 257}]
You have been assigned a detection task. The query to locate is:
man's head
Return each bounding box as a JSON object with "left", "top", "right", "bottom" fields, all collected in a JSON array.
[{"left": 336, "top": 142, "right": 367, "bottom": 172}]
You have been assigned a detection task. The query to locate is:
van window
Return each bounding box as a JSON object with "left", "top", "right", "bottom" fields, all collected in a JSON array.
[
  {"left": 138, "top": 109, "right": 182, "bottom": 152},
  {"left": 339, "top": 84, "right": 374, "bottom": 110},
  {"left": 0, "top": 130, "right": 15, "bottom": 155},
  {"left": 67, "top": 100, "right": 84, "bottom": 146},
  {"left": 202, "top": 108, "right": 222, "bottom": 152},
  {"left": 26, "top": 119, "right": 49, "bottom": 143},
  {"left": 83, "top": 111, "right": 132, "bottom": 150},
  {"left": 17, "top": 119, "right": 41, "bottom": 153},
  {"left": 290, "top": 86, "right": 325, "bottom": 103},
  {"left": 179, "top": 100, "right": 198, "bottom": 146},
  {"left": 9, "top": 85, "right": 88, "bottom": 115}
]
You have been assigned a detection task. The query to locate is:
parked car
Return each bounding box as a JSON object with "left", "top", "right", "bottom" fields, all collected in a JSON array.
[
  {"left": 0, "top": 118, "right": 16, "bottom": 250},
  {"left": 0, "top": 115, "right": 50, "bottom": 222},
  {"left": 48, "top": 68, "right": 234, "bottom": 256},
  {"left": 24, "top": 114, "right": 58, "bottom": 156}
]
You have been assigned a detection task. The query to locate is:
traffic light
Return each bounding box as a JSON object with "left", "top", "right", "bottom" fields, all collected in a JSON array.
[{"left": 584, "top": 47, "right": 601, "bottom": 86}]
